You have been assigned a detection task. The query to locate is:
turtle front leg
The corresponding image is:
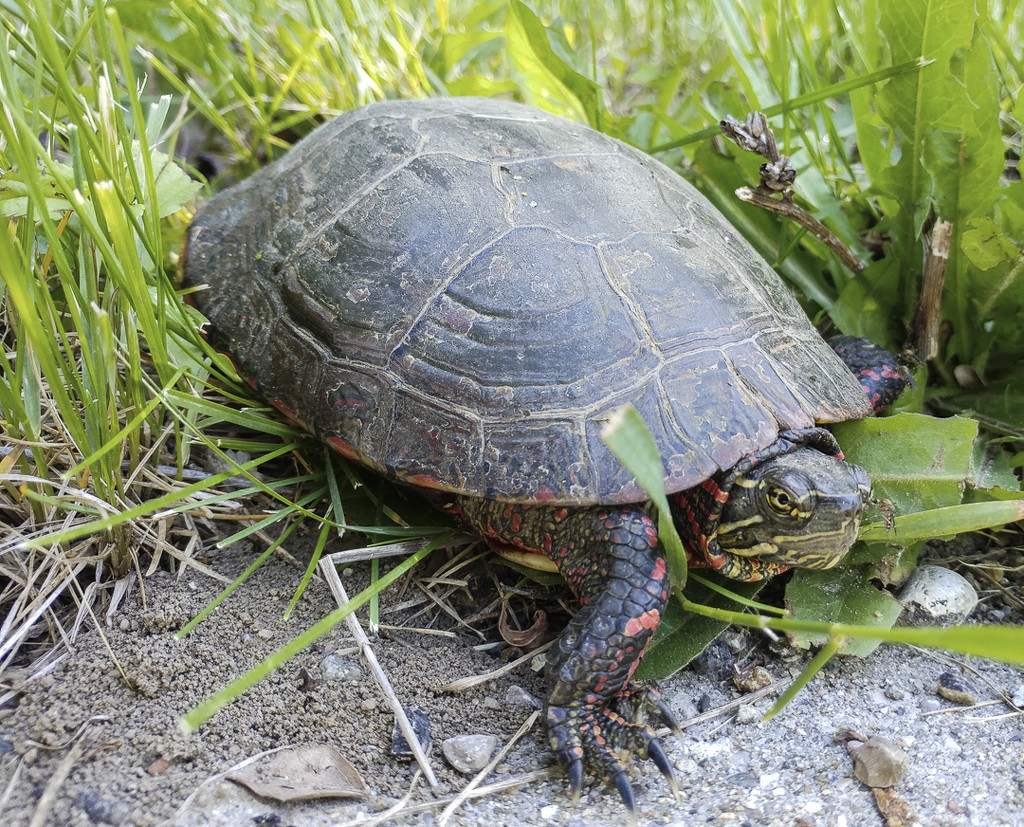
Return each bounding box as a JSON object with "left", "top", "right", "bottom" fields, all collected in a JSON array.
[{"left": 451, "top": 496, "right": 678, "bottom": 807}]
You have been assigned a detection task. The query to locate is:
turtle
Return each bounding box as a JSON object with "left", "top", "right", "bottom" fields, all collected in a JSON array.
[{"left": 181, "top": 97, "right": 906, "bottom": 808}]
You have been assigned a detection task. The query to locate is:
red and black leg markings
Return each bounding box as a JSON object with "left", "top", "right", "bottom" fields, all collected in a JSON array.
[
  {"left": 830, "top": 334, "right": 910, "bottom": 412},
  {"left": 453, "top": 497, "right": 678, "bottom": 808}
]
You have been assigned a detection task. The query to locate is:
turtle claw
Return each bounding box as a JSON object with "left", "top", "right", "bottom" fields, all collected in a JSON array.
[
  {"left": 658, "top": 698, "right": 686, "bottom": 745},
  {"left": 647, "top": 737, "right": 680, "bottom": 801},
  {"left": 612, "top": 769, "right": 637, "bottom": 817},
  {"left": 567, "top": 757, "right": 584, "bottom": 806}
]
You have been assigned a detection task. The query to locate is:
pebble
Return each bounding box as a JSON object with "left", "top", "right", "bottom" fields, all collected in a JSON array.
[
  {"left": 391, "top": 707, "right": 431, "bottom": 759},
  {"left": 442, "top": 734, "right": 498, "bottom": 773},
  {"left": 74, "top": 790, "right": 132, "bottom": 825},
  {"left": 735, "top": 704, "right": 761, "bottom": 724},
  {"left": 849, "top": 735, "right": 909, "bottom": 788},
  {"left": 1011, "top": 684, "right": 1024, "bottom": 709},
  {"left": 734, "top": 664, "right": 773, "bottom": 692},
  {"left": 320, "top": 652, "right": 362, "bottom": 682},
  {"left": 937, "top": 671, "right": 979, "bottom": 705},
  {"left": 899, "top": 565, "right": 978, "bottom": 624},
  {"left": 504, "top": 684, "right": 541, "bottom": 709}
]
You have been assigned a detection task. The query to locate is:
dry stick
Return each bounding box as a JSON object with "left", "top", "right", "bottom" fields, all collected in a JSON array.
[
  {"left": 318, "top": 558, "right": 439, "bottom": 787},
  {"left": 327, "top": 535, "right": 475, "bottom": 567},
  {"left": 721, "top": 112, "right": 866, "bottom": 277},
  {"left": 733, "top": 186, "right": 866, "bottom": 275},
  {"left": 906, "top": 219, "right": 952, "bottom": 360},
  {"left": 332, "top": 770, "right": 558, "bottom": 827},
  {"left": 442, "top": 639, "right": 554, "bottom": 693}
]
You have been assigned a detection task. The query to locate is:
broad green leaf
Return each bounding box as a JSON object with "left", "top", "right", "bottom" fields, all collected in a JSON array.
[
  {"left": 132, "top": 144, "right": 202, "bottom": 218},
  {"left": 969, "top": 437, "right": 1023, "bottom": 495},
  {"left": 935, "top": 376, "right": 1024, "bottom": 439},
  {"left": 834, "top": 412, "right": 978, "bottom": 513},
  {"left": 961, "top": 216, "right": 1021, "bottom": 271},
  {"left": 785, "top": 567, "right": 903, "bottom": 656},
  {"left": 829, "top": 257, "right": 904, "bottom": 349}
]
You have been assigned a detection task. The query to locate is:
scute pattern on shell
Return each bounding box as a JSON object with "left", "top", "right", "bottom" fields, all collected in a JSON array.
[{"left": 184, "top": 97, "right": 870, "bottom": 505}]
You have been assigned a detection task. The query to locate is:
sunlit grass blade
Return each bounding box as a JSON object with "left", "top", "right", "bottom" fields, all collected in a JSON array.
[
  {"left": 859, "top": 500, "right": 1024, "bottom": 542},
  {"left": 601, "top": 405, "right": 688, "bottom": 587}
]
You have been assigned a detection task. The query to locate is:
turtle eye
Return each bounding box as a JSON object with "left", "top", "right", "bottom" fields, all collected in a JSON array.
[{"left": 766, "top": 486, "right": 793, "bottom": 515}]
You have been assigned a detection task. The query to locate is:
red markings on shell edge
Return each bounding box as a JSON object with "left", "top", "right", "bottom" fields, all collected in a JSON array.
[
  {"left": 651, "top": 556, "right": 667, "bottom": 582},
  {"left": 534, "top": 485, "right": 557, "bottom": 502},
  {"left": 326, "top": 435, "right": 360, "bottom": 461},
  {"left": 404, "top": 472, "right": 447, "bottom": 490},
  {"left": 623, "top": 608, "right": 661, "bottom": 637},
  {"left": 331, "top": 396, "right": 369, "bottom": 412}
]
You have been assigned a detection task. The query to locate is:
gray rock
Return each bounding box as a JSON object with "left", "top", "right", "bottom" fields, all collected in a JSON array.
[
  {"left": 442, "top": 734, "right": 498, "bottom": 773},
  {"left": 1012, "top": 684, "right": 1024, "bottom": 709},
  {"left": 320, "top": 652, "right": 362, "bottom": 681},
  {"left": 899, "top": 565, "right": 978, "bottom": 624},
  {"left": 849, "top": 736, "right": 909, "bottom": 788},
  {"left": 504, "top": 684, "right": 541, "bottom": 709},
  {"left": 735, "top": 704, "right": 761, "bottom": 724}
]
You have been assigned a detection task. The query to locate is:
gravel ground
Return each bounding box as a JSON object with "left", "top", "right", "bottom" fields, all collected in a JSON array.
[{"left": 0, "top": 538, "right": 1021, "bottom": 827}]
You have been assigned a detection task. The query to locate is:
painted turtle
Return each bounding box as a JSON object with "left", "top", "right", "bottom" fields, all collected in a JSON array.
[{"left": 182, "top": 97, "right": 905, "bottom": 807}]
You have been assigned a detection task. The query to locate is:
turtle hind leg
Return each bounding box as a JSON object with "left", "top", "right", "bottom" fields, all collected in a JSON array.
[
  {"left": 452, "top": 497, "right": 676, "bottom": 805},
  {"left": 830, "top": 334, "right": 910, "bottom": 412}
]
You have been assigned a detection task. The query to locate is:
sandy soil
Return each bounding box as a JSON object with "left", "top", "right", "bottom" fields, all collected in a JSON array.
[{"left": 1, "top": 537, "right": 1022, "bottom": 827}]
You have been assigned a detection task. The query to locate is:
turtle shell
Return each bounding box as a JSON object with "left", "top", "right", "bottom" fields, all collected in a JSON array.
[{"left": 183, "top": 97, "right": 870, "bottom": 505}]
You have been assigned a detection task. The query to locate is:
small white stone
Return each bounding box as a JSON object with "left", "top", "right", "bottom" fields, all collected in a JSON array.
[
  {"left": 442, "top": 734, "right": 498, "bottom": 774},
  {"left": 899, "top": 565, "right": 978, "bottom": 624},
  {"left": 735, "top": 704, "right": 761, "bottom": 724}
]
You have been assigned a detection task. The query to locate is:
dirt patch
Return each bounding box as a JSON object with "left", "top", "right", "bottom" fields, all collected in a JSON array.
[{"left": 1, "top": 540, "right": 1022, "bottom": 826}]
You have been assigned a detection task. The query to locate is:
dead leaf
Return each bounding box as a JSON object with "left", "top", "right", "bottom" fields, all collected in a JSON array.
[
  {"left": 873, "top": 787, "right": 918, "bottom": 827},
  {"left": 498, "top": 602, "right": 548, "bottom": 649},
  {"left": 227, "top": 744, "right": 368, "bottom": 802}
]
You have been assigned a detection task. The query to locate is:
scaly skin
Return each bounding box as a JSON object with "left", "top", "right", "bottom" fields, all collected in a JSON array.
[
  {"left": 830, "top": 335, "right": 909, "bottom": 411},
  {"left": 449, "top": 498, "right": 678, "bottom": 805}
]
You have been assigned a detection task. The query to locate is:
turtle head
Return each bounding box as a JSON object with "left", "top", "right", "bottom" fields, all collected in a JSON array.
[{"left": 716, "top": 448, "right": 872, "bottom": 571}]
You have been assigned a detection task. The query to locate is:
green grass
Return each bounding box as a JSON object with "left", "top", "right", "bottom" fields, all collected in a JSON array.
[{"left": 0, "top": 0, "right": 1022, "bottom": 684}]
